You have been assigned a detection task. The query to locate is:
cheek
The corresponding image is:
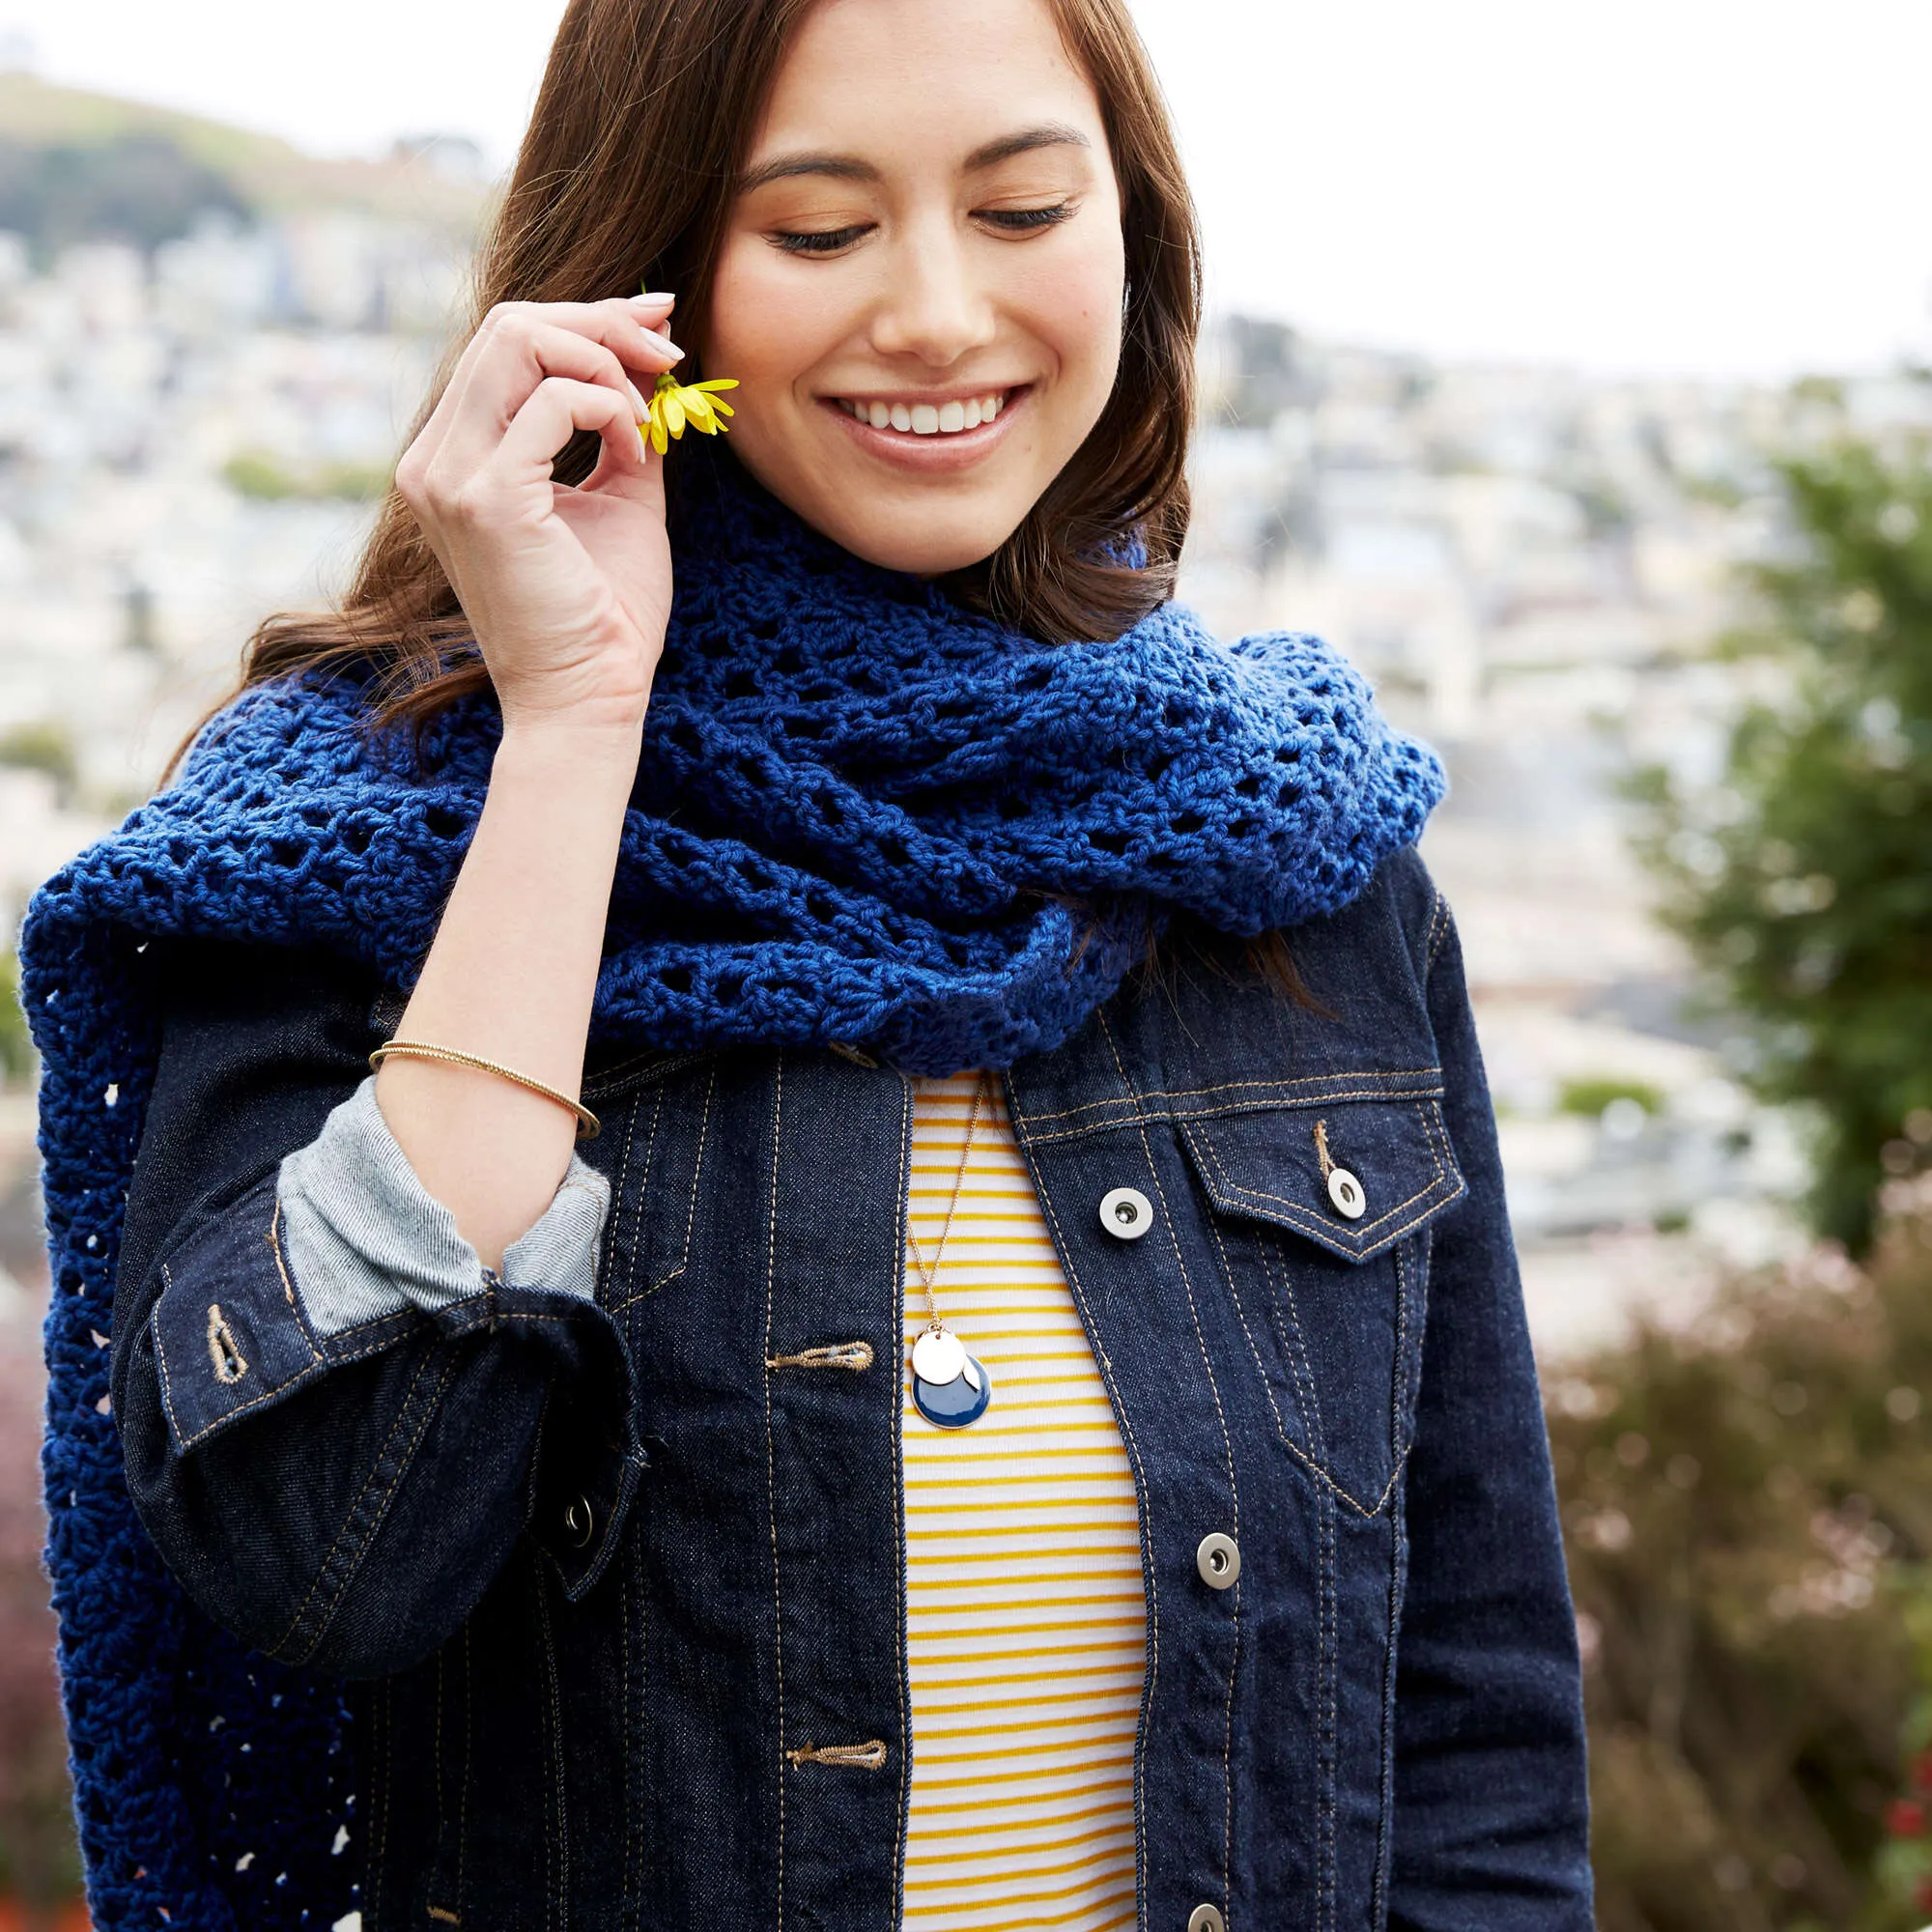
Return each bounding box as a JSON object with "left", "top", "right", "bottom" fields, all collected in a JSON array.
[
  {"left": 1013, "top": 229, "right": 1126, "bottom": 404},
  {"left": 706, "top": 239, "right": 845, "bottom": 394}
]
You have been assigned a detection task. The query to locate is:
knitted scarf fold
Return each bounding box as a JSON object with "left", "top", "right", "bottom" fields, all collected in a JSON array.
[{"left": 21, "top": 447, "right": 1443, "bottom": 1927}]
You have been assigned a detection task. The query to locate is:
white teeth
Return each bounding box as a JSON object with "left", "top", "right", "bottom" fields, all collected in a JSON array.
[{"left": 846, "top": 390, "right": 1010, "bottom": 434}]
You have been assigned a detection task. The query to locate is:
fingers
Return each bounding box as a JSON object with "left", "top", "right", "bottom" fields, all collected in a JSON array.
[
  {"left": 580, "top": 438, "right": 667, "bottom": 513},
  {"left": 430, "top": 320, "right": 654, "bottom": 478},
  {"left": 493, "top": 377, "right": 648, "bottom": 495},
  {"left": 442, "top": 300, "right": 678, "bottom": 451},
  {"left": 403, "top": 296, "right": 680, "bottom": 488},
  {"left": 485, "top": 297, "right": 680, "bottom": 389}
]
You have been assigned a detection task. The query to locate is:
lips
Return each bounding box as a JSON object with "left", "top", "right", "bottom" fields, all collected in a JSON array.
[{"left": 834, "top": 390, "right": 1010, "bottom": 437}]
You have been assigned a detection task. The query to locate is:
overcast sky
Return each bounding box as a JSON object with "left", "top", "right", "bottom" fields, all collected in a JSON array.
[{"left": 4, "top": 0, "right": 1928, "bottom": 381}]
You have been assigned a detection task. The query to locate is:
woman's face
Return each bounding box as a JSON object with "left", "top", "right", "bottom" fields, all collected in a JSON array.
[{"left": 703, "top": 0, "right": 1126, "bottom": 577}]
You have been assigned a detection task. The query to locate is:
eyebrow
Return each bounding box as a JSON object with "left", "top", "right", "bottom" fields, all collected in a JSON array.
[{"left": 737, "top": 121, "right": 1092, "bottom": 194}]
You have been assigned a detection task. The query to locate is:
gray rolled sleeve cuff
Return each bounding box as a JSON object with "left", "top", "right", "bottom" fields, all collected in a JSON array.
[{"left": 275, "top": 1076, "right": 611, "bottom": 1341}]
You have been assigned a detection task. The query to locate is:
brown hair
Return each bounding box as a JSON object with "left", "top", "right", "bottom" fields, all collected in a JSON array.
[{"left": 228, "top": 0, "right": 1202, "bottom": 732}]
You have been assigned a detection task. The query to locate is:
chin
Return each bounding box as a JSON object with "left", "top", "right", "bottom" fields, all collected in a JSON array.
[
  {"left": 729, "top": 440, "right": 1031, "bottom": 580},
  {"left": 818, "top": 502, "right": 1019, "bottom": 580}
]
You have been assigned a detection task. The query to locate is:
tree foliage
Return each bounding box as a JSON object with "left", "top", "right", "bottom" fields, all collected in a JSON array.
[
  {"left": 0, "top": 133, "right": 249, "bottom": 261},
  {"left": 1634, "top": 425, "right": 1932, "bottom": 1252}
]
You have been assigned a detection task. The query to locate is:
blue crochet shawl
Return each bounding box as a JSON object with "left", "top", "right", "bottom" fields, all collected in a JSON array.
[{"left": 22, "top": 449, "right": 1443, "bottom": 1928}]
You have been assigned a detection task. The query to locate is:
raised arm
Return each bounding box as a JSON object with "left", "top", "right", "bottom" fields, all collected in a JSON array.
[
  {"left": 112, "top": 293, "right": 690, "bottom": 1673},
  {"left": 377, "top": 291, "right": 681, "bottom": 1265}
]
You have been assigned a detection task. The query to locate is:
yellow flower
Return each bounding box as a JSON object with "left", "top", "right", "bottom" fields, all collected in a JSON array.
[{"left": 642, "top": 371, "right": 739, "bottom": 455}]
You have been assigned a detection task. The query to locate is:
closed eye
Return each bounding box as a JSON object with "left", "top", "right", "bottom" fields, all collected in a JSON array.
[
  {"left": 976, "top": 202, "right": 1077, "bottom": 234},
  {"left": 770, "top": 201, "right": 1077, "bottom": 256},
  {"left": 771, "top": 223, "right": 873, "bottom": 256}
]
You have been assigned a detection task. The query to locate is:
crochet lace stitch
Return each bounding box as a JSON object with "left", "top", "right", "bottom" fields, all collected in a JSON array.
[{"left": 22, "top": 450, "right": 1443, "bottom": 1927}]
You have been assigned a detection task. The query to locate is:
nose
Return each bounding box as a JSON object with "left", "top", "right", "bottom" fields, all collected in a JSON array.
[{"left": 868, "top": 214, "right": 996, "bottom": 369}]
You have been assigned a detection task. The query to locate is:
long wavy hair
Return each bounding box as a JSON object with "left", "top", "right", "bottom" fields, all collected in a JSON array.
[{"left": 221, "top": 0, "right": 1202, "bottom": 733}]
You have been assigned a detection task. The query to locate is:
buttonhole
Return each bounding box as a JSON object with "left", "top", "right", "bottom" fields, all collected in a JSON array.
[
  {"left": 206, "top": 1305, "right": 248, "bottom": 1384},
  {"left": 766, "top": 1341, "right": 875, "bottom": 1372}
]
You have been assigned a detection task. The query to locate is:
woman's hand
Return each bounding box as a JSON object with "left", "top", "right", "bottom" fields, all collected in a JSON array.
[{"left": 395, "top": 292, "right": 682, "bottom": 737}]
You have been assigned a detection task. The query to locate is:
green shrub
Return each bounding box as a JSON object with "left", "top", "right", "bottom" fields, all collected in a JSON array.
[
  {"left": 222, "top": 451, "right": 388, "bottom": 502},
  {"left": 0, "top": 720, "right": 77, "bottom": 805},
  {"left": 1559, "top": 1076, "right": 1666, "bottom": 1120},
  {"left": 1559, "top": 1183, "right": 1932, "bottom": 1928},
  {"left": 0, "top": 952, "right": 31, "bottom": 1086}
]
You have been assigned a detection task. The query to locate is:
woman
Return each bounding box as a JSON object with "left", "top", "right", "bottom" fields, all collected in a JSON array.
[{"left": 24, "top": 0, "right": 1593, "bottom": 1926}]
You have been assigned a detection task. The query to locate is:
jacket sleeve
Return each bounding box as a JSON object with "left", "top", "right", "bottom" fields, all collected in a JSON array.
[
  {"left": 112, "top": 937, "right": 644, "bottom": 1681},
  {"left": 1385, "top": 895, "right": 1596, "bottom": 1929}
]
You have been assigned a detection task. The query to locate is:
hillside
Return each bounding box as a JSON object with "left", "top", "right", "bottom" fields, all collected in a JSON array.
[{"left": 0, "top": 71, "right": 491, "bottom": 251}]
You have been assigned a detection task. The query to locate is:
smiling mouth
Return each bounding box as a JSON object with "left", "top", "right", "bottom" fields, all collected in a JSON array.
[{"left": 832, "top": 389, "right": 1016, "bottom": 437}]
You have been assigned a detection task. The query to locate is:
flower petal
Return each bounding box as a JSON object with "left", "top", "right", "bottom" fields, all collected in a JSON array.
[{"left": 662, "top": 391, "right": 687, "bottom": 436}]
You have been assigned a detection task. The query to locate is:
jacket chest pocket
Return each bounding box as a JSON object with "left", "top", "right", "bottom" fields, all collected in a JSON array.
[{"left": 1179, "top": 1096, "right": 1464, "bottom": 1514}]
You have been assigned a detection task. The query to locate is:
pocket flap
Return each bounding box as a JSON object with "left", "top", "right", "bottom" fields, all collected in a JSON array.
[{"left": 1179, "top": 1097, "right": 1465, "bottom": 1264}]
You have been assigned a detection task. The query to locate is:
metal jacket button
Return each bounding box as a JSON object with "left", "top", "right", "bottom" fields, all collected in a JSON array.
[
  {"left": 1099, "top": 1186, "right": 1153, "bottom": 1240},
  {"left": 1188, "top": 1906, "right": 1226, "bottom": 1932},
  {"left": 1326, "top": 1166, "right": 1366, "bottom": 1220},
  {"left": 1196, "top": 1531, "right": 1240, "bottom": 1590},
  {"left": 562, "top": 1496, "right": 595, "bottom": 1548}
]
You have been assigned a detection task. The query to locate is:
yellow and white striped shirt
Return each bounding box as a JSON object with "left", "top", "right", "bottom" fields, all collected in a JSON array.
[{"left": 901, "top": 1070, "right": 1147, "bottom": 1932}]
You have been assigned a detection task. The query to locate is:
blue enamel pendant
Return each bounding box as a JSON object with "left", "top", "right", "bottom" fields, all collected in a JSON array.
[{"left": 911, "top": 1325, "right": 992, "bottom": 1430}]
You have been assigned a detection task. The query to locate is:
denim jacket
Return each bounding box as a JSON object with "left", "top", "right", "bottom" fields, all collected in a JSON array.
[{"left": 111, "top": 848, "right": 1594, "bottom": 1931}]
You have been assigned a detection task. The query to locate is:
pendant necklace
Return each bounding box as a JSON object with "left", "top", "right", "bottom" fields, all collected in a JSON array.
[{"left": 906, "top": 1072, "right": 995, "bottom": 1430}]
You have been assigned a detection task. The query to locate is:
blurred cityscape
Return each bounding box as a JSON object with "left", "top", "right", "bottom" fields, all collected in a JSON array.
[{"left": 12, "top": 68, "right": 1931, "bottom": 1368}]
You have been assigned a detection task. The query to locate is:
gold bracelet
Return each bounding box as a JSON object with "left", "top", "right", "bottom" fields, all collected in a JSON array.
[{"left": 369, "top": 1040, "right": 601, "bottom": 1140}]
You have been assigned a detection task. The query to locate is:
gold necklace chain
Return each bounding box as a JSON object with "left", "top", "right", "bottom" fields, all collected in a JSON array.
[{"left": 904, "top": 1071, "right": 988, "bottom": 1331}]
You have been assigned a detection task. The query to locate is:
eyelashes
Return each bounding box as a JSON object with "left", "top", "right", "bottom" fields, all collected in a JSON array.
[
  {"left": 770, "top": 201, "right": 1077, "bottom": 256},
  {"left": 772, "top": 224, "right": 868, "bottom": 256},
  {"left": 978, "top": 202, "right": 1078, "bottom": 234}
]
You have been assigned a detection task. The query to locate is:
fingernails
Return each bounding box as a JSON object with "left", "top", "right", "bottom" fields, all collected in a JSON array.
[
  {"left": 641, "top": 330, "right": 683, "bottom": 361},
  {"left": 631, "top": 291, "right": 675, "bottom": 307},
  {"left": 627, "top": 379, "right": 650, "bottom": 420}
]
